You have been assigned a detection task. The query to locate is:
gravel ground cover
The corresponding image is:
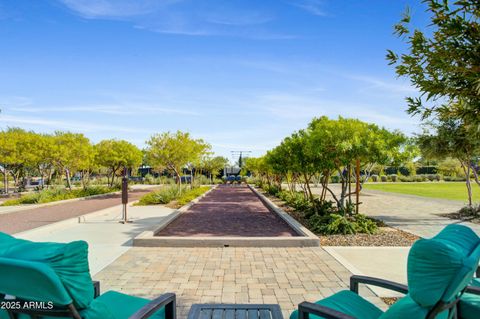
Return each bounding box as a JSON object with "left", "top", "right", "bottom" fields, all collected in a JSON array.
[{"left": 262, "top": 190, "right": 419, "bottom": 246}]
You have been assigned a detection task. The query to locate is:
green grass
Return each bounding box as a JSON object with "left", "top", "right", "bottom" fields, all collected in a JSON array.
[
  {"left": 135, "top": 185, "right": 210, "bottom": 206},
  {"left": 1, "top": 186, "right": 118, "bottom": 206},
  {"left": 363, "top": 182, "right": 480, "bottom": 202}
]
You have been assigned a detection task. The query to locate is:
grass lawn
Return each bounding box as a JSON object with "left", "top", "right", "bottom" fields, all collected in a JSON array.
[{"left": 363, "top": 182, "right": 480, "bottom": 202}]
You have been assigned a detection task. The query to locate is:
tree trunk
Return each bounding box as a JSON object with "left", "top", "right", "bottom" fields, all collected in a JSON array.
[
  {"left": 3, "top": 168, "right": 7, "bottom": 194},
  {"left": 461, "top": 161, "right": 473, "bottom": 207},
  {"left": 65, "top": 168, "right": 72, "bottom": 190}
]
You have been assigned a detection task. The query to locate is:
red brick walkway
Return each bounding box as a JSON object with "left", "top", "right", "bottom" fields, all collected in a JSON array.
[
  {"left": 157, "top": 185, "right": 299, "bottom": 237},
  {"left": 0, "top": 189, "right": 151, "bottom": 234}
]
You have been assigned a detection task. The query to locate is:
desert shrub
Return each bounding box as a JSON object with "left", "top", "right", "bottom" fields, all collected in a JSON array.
[
  {"left": 264, "top": 184, "right": 281, "bottom": 196},
  {"left": 380, "top": 175, "right": 388, "bottom": 182},
  {"left": 458, "top": 205, "right": 480, "bottom": 217},
  {"left": 389, "top": 174, "right": 398, "bottom": 182},
  {"left": 136, "top": 186, "right": 181, "bottom": 205},
  {"left": 136, "top": 186, "right": 210, "bottom": 206},
  {"left": 330, "top": 175, "right": 340, "bottom": 183},
  {"left": 144, "top": 174, "right": 156, "bottom": 184},
  {"left": 271, "top": 188, "right": 377, "bottom": 235},
  {"left": 371, "top": 175, "right": 379, "bottom": 182},
  {"left": 309, "top": 213, "right": 377, "bottom": 235},
  {"left": 1, "top": 186, "right": 117, "bottom": 206},
  {"left": 176, "top": 186, "right": 211, "bottom": 206},
  {"left": 444, "top": 176, "right": 466, "bottom": 182}
]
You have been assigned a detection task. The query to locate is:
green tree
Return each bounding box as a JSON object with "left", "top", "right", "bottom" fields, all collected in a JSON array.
[
  {"left": 94, "top": 139, "right": 142, "bottom": 187},
  {"left": 387, "top": 0, "right": 480, "bottom": 124},
  {"left": 417, "top": 115, "right": 480, "bottom": 205},
  {"left": 51, "top": 132, "right": 93, "bottom": 189},
  {"left": 199, "top": 156, "right": 229, "bottom": 183},
  {"left": 438, "top": 157, "right": 464, "bottom": 177},
  {"left": 145, "top": 131, "right": 210, "bottom": 188}
]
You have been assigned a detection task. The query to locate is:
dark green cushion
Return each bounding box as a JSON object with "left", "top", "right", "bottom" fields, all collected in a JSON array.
[
  {"left": 378, "top": 294, "right": 448, "bottom": 319},
  {"left": 459, "top": 278, "right": 480, "bottom": 319},
  {"left": 83, "top": 291, "right": 165, "bottom": 319},
  {"left": 289, "top": 290, "right": 383, "bottom": 319},
  {"left": 0, "top": 232, "right": 94, "bottom": 309},
  {"left": 407, "top": 224, "right": 480, "bottom": 307}
]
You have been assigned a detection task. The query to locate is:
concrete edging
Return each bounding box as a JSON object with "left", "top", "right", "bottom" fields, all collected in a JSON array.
[{"left": 133, "top": 184, "right": 320, "bottom": 247}]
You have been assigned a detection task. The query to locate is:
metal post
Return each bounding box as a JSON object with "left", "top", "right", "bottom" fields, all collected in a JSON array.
[
  {"left": 355, "top": 159, "right": 360, "bottom": 214},
  {"left": 120, "top": 167, "right": 132, "bottom": 224}
]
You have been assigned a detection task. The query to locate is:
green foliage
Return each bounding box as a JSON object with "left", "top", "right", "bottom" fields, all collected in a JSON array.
[
  {"left": 94, "top": 139, "right": 142, "bottom": 187},
  {"left": 1, "top": 186, "right": 117, "bottom": 206},
  {"left": 136, "top": 186, "right": 210, "bottom": 206},
  {"left": 136, "top": 186, "right": 182, "bottom": 205},
  {"left": 145, "top": 131, "right": 210, "bottom": 184},
  {"left": 458, "top": 204, "right": 480, "bottom": 218},
  {"left": 388, "top": 0, "right": 480, "bottom": 122},
  {"left": 271, "top": 187, "right": 378, "bottom": 235},
  {"left": 176, "top": 186, "right": 211, "bottom": 206}
]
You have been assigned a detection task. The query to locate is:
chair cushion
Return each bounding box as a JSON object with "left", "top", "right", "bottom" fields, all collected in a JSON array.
[
  {"left": 407, "top": 224, "right": 480, "bottom": 307},
  {"left": 458, "top": 278, "right": 480, "bottom": 319},
  {"left": 379, "top": 294, "right": 448, "bottom": 319},
  {"left": 0, "top": 232, "right": 94, "bottom": 309},
  {"left": 289, "top": 290, "right": 383, "bottom": 319},
  {"left": 83, "top": 291, "right": 166, "bottom": 319}
]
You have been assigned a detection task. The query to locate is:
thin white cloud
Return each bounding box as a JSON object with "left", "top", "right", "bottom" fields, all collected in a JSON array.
[
  {"left": 10, "top": 105, "right": 199, "bottom": 116},
  {"left": 288, "top": 0, "right": 327, "bottom": 16},
  {"left": 57, "top": 0, "right": 294, "bottom": 39},
  {"left": 348, "top": 75, "right": 417, "bottom": 95},
  {"left": 58, "top": 0, "right": 180, "bottom": 18},
  {"left": 0, "top": 114, "right": 151, "bottom": 133}
]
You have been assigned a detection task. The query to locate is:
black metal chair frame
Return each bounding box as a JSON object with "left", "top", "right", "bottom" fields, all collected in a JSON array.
[
  {"left": 0, "top": 281, "right": 176, "bottom": 319},
  {"left": 298, "top": 274, "right": 465, "bottom": 319}
]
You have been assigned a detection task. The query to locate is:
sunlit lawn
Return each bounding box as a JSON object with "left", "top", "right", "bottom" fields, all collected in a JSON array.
[{"left": 363, "top": 182, "right": 480, "bottom": 202}]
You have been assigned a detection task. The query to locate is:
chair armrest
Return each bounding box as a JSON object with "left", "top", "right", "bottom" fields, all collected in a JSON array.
[
  {"left": 93, "top": 281, "right": 100, "bottom": 298},
  {"left": 298, "top": 302, "right": 356, "bottom": 319},
  {"left": 350, "top": 275, "right": 408, "bottom": 295},
  {"left": 466, "top": 285, "right": 480, "bottom": 295},
  {"left": 129, "top": 293, "right": 176, "bottom": 319}
]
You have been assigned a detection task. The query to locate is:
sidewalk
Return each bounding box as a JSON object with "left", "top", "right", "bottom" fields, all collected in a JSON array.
[{"left": 17, "top": 203, "right": 176, "bottom": 275}]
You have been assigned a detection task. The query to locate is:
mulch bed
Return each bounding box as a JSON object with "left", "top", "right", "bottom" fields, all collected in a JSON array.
[{"left": 262, "top": 190, "right": 420, "bottom": 247}]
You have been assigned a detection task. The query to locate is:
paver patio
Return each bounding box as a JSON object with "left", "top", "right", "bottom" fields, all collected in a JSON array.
[
  {"left": 94, "top": 247, "right": 385, "bottom": 319},
  {"left": 157, "top": 185, "right": 298, "bottom": 237}
]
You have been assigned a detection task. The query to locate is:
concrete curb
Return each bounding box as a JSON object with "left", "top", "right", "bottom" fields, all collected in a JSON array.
[
  {"left": 133, "top": 185, "right": 320, "bottom": 247},
  {"left": 248, "top": 185, "right": 319, "bottom": 239}
]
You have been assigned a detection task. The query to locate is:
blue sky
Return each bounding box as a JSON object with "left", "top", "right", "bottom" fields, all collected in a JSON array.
[{"left": 0, "top": 0, "right": 428, "bottom": 160}]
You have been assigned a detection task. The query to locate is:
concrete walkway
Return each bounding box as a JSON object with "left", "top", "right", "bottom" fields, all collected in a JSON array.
[{"left": 0, "top": 188, "right": 154, "bottom": 234}]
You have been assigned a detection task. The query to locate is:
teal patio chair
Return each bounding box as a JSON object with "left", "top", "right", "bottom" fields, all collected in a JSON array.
[
  {"left": 0, "top": 232, "right": 176, "bottom": 319},
  {"left": 291, "top": 224, "right": 480, "bottom": 319},
  {"left": 458, "top": 266, "right": 480, "bottom": 319}
]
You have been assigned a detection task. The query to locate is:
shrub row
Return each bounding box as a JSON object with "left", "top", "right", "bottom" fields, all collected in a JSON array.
[
  {"left": 370, "top": 174, "right": 448, "bottom": 182},
  {"left": 262, "top": 184, "right": 378, "bottom": 235},
  {"left": 135, "top": 186, "right": 210, "bottom": 206},
  {"left": 1, "top": 186, "right": 118, "bottom": 206}
]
